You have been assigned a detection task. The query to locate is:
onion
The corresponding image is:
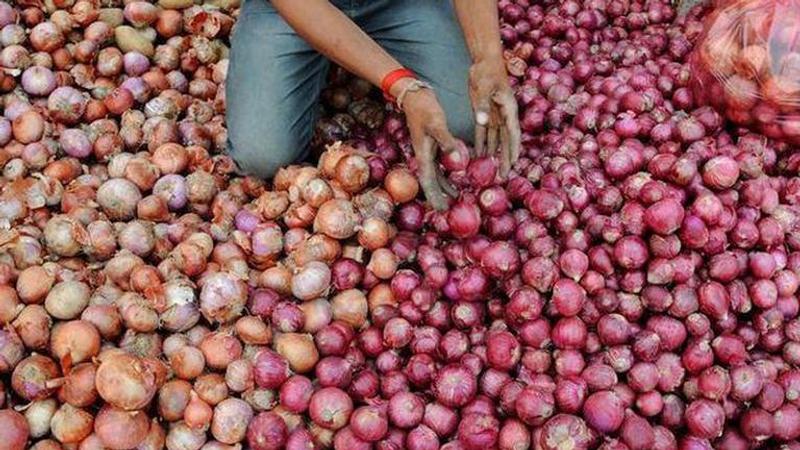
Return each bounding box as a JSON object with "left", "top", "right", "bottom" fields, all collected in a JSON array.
[
  {"left": 448, "top": 197, "right": 481, "bottom": 239},
  {"left": 11, "top": 354, "right": 59, "bottom": 401},
  {"left": 274, "top": 332, "right": 319, "bottom": 374},
  {"left": 539, "top": 414, "right": 594, "bottom": 450},
  {"left": 291, "top": 261, "right": 331, "bottom": 301},
  {"left": 25, "top": 399, "right": 57, "bottom": 439},
  {"left": 21, "top": 66, "right": 56, "bottom": 96},
  {"left": 50, "top": 403, "right": 94, "bottom": 444},
  {"left": 702, "top": 156, "right": 740, "bottom": 190},
  {"left": 245, "top": 411, "right": 288, "bottom": 450},
  {"left": 253, "top": 350, "right": 290, "bottom": 389},
  {"left": 458, "top": 413, "right": 499, "bottom": 449},
  {"left": 199, "top": 272, "right": 247, "bottom": 324},
  {"left": 367, "top": 248, "right": 399, "bottom": 280},
  {"left": 336, "top": 154, "right": 370, "bottom": 193},
  {"left": 211, "top": 398, "right": 253, "bottom": 444},
  {"left": 0, "top": 409, "right": 29, "bottom": 450},
  {"left": 309, "top": 387, "right": 353, "bottom": 430},
  {"left": 94, "top": 405, "right": 150, "bottom": 449},
  {"left": 433, "top": 364, "right": 477, "bottom": 408},
  {"left": 279, "top": 375, "right": 313, "bottom": 413},
  {"left": 48, "top": 87, "right": 88, "bottom": 124},
  {"left": 50, "top": 320, "right": 100, "bottom": 368},
  {"left": 95, "top": 352, "right": 157, "bottom": 410},
  {"left": 385, "top": 168, "right": 419, "bottom": 203},
  {"left": 331, "top": 289, "right": 368, "bottom": 328},
  {"left": 157, "top": 379, "right": 190, "bottom": 421},
  {"left": 685, "top": 399, "right": 724, "bottom": 439},
  {"left": 583, "top": 391, "right": 624, "bottom": 433},
  {"left": 166, "top": 421, "right": 206, "bottom": 450},
  {"left": 314, "top": 199, "right": 360, "bottom": 239},
  {"left": 44, "top": 280, "right": 90, "bottom": 320}
]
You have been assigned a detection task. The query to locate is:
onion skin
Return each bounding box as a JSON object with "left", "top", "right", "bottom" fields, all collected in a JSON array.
[
  {"left": 273, "top": 332, "right": 319, "bottom": 374},
  {"left": 314, "top": 199, "right": 360, "bottom": 239},
  {"left": 184, "top": 389, "right": 213, "bottom": 428},
  {"left": 11, "top": 354, "right": 60, "bottom": 401},
  {"left": 50, "top": 403, "right": 94, "bottom": 444},
  {"left": 0, "top": 327, "right": 25, "bottom": 373},
  {"left": 247, "top": 412, "right": 288, "bottom": 450},
  {"left": 199, "top": 272, "right": 247, "bottom": 324},
  {"left": 16, "top": 266, "right": 55, "bottom": 304},
  {"left": 384, "top": 168, "right": 419, "bottom": 203},
  {"left": 59, "top": 362, "right": 98, "bottom": 407},
  {"left": 50, "top": 320, "right": 101, "bottom": 369},
  {"left": 95, "top": 352, "right": 157, "bottom": 410},
  {"left": 309, "top": 387, "right": 353, "bottom": 431},
  {"left": 0, "top": 409, "right": 29, "bottom": 450},
  {"left": 94, "top": 405, "right": 150, "bottom": 449},
  {"left": 211, "top": 398, "right": 253, "bottom": 444},
  {"left": 583, "top": 391, "right": 624, "bottom": 433}
]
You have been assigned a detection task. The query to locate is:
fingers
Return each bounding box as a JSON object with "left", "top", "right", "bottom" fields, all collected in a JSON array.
[
  {"left": 437, "top": 168, "right": 458, "bottom": 198},
  {"left": 427, "top": 124, "right": 459, "bottom": 156},
  {"left": 475, "top": 99, "right": 491, "bottom": 127},
  {"left": 474, "top": 97, "right": 491, "bottom": 157},
  {"left": 475, "top": 124, "right": 487, "bottom": 157},
  {"left": 499, "top": 125, "right": 511, "bottom": 178},
  {"left": 495, "top": 90, "right": 522, "bottom": 169},
  {"left": 417, "top": 136, "right": 449, "bottom": 211},
  {"left": 487, "top": 126, "right": 499, "bottom": 157}
]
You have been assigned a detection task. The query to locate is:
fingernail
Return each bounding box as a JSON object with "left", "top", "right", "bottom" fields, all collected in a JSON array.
[{"left": 476, "top": 111, "right": 489, "bottom": 125}]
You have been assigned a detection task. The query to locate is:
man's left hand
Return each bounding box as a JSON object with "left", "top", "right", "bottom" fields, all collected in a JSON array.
[{"left": 468, "top": 57, "right": 522, "bottom": 177}]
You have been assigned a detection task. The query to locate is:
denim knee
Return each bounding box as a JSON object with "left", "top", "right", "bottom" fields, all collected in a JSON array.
[
  {"left": 227, "top": 122, "right": 310, "bottom": 178},
  {"left": 447, "top": 102, "right": 475, "bottom": 143},
  {"left": 438, "top": 90, "right": 475, "bottom": 143}
]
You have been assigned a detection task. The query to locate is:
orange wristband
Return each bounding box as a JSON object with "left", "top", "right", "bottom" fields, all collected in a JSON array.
[{"left": 381, "top": 68, "right": 416, "bottom": 104}]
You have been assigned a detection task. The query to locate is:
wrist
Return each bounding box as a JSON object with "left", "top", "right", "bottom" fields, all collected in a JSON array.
[
  {"left": 381, "top": 68, "right": 416, "bottom": 105},
  {"left": 471, "top": 41, "right": 504, "bottom": 64},
  {"left": 389, "top": 77, "right": 417, "bottom": 100},
  {"left": 474, "top": 52, "right": 506, "bottom": 71}
]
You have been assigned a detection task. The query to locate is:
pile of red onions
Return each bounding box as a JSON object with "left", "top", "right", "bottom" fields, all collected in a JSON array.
[{"left": 1, "top": 0, "right": 800, "bottom": 449}]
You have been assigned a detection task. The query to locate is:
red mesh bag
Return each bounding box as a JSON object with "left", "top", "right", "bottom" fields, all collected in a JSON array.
[{"left": 690, "top": 0, "right": 800, "bottom": 144}]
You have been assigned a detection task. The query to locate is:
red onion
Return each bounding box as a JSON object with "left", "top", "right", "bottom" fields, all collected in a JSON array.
[
  {"left": 433, "top": 364, "right": 477, "bottom": 408},
  {"left": 309, "top": 387, "right": 353, "bottom": 430},
  {"left": 350, "top": 405, "right": 388, "bottom": 441},
  {"left": 458, "top": 413, "right": 499, "bottom": 450},
  {"left": 539, "top": 414, "right": 594, "bottom": 450},
  {"left": 583, "top": 390, "right": 624, "bottom": 433},
  {"left": 516, "top": 385, "right": 555, "bottom": 425},
  {"left": 247, "top": 412, "right": 288, "bottom": 450},
  {"left": 388, "top": 392, "right": 424, "bottom": 428},
  {"left": 685, "top": 399, "right": 724, "bottom": 439},
  {"left": 0, "top": 409, "right": 28, "bottom": 450},
  {"left": 448, "top": 197, "right": 482, "bottom": 239}
]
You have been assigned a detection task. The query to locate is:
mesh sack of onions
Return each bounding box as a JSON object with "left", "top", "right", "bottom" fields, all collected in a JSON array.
[{"left": 690, "top": 0, "right": 800, "bottom": 143}]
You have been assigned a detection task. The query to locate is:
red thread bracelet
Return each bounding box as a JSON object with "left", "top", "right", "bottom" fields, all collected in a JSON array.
[{"left": 381, "top": 68, "right": 416, "bottom": 104}]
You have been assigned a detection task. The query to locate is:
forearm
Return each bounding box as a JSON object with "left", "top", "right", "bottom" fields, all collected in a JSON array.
[
  {"left": 271, "top": 0, "right": 402, "bottom": 89},
  {"left": 453, "top": 0, "right": 504, "bottom": 63}
]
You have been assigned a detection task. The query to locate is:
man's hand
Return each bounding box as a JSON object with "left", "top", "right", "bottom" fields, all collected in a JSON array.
[
  {"left": 469, "top": 57, "right": 521, "bottom": 177},
  {"left": 401, "top": 87, "right": 459, "bottom": 211}
]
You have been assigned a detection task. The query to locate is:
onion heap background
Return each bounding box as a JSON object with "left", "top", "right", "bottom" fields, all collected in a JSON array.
[{"left": 0, "top": 0, "right": 799, "bottom": 449}]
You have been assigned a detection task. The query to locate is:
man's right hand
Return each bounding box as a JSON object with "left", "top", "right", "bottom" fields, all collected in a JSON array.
[{"left": 401, "top": 87, "right": 460, "bottom": 211}]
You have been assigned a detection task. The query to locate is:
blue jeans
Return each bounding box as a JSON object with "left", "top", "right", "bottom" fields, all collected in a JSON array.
[{"left": 225, "top": 0, "right": 474, "bottom": 178}]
